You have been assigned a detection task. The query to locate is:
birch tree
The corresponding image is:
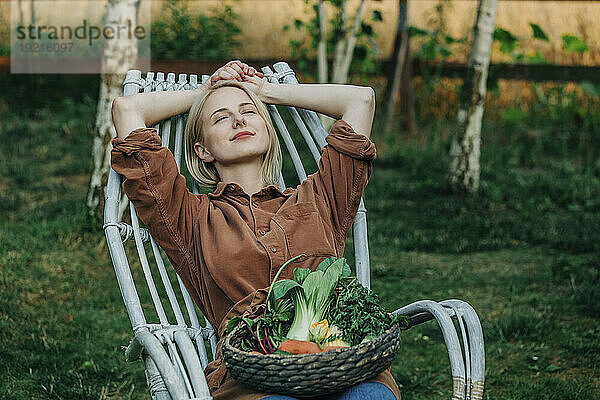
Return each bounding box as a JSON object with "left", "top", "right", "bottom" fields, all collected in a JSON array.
[
  {"left": 87, "top": 0, "right": 141, "bottom": 219},
  {"left": 447, "top": 0, "right": 497, "bottom": 194},
  {"left": 383, "top": 0, "right": 415, "bottom": 135},
  {"left": 312, "top": 0, "right": 369, "bottom": 129},
  {"left": 317, "top": 0, "right": 328, "bottom": 84}
]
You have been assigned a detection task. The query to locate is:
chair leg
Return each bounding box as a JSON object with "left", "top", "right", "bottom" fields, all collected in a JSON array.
[
  {"left": 144, "top": 355, "right": 173, "bottom": 400},
  {"left": 440, "top": 300, "right": 485, "bottom": 400},
  {"left": 392, "top": 299, "right": 486, "bottom": 400},
  {"left": 392, "top": 300, "right": 467, "bottom": 400}
]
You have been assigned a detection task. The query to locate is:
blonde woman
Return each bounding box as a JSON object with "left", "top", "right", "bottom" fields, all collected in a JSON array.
[{"left": 111, "top": 60, "right": 400, "bottom": 400}]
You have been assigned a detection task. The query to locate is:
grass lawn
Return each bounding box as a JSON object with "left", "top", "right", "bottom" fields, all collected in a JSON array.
[{"left": 0, "top": 76, "right": 599, "bottom": 399}]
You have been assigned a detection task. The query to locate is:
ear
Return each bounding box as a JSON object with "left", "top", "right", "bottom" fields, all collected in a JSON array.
[{"left": 193, "top": 142, "right": 215, "bottom": 163}]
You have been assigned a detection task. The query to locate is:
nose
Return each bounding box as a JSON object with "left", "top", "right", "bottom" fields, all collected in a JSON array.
[{"left": 232, "top": 113, "right": 247, "bottom": 127}]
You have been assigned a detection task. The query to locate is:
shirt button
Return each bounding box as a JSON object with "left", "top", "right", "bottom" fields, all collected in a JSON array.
[
  {"left": 270, "top": 247, "right": 277, "bottom": 253},
  {"left": 259, "top": 230, "right": 266, "bottom": 236}
]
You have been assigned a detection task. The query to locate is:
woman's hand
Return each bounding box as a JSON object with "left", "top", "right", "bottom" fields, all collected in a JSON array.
[
  {"left": 240, "top": 74, "right": 269, "bottom": 101},
  {"left": 209, "top": 60, "right": 264, "bottom": 86}
]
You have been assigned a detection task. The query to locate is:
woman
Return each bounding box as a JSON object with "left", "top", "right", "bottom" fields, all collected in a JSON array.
[{"left": 111, "top": 60, "right": 400, "bottom": 400}]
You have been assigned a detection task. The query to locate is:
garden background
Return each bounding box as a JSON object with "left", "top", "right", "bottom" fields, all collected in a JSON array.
[{"left": 0, "top": 1, "right": 599, "bottom": 399}]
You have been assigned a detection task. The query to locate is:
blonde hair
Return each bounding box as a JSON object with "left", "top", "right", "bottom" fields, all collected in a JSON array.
[{"left": 184, "top": 80, "right": 282, "bottom": 192}]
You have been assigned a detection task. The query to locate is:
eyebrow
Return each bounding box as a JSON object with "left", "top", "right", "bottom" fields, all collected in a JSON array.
[{"left": 209, "top": 102, "right": 255, "bottom": 119}]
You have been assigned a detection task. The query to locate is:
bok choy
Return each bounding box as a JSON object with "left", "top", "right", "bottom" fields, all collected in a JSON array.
[{"left": 268, "top": 257, "right": 351, "bottom": 342}]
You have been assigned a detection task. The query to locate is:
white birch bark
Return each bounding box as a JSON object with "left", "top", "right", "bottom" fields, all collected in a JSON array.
[
  {"left": 87, "top": 0, "right": 140, "bottom": 219},
  {"left": 448, "top": 0, "right": 497, "bottom": 194},
  {"left": 331, "top": 1, "right": 347, "bottom": 86},
  {"left": 334, "top": 0, "right": 365, "bottom": 85},
  {"left": 317, "top": 0, "right": 328, "bottom": 84}
]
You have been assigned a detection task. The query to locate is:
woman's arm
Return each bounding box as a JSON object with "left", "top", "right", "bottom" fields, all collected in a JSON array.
[
  {"left": 253, "top": 79, "right": 375, "bottom": 138},
  {"left": 111, "top": 84, "right": 209, "bottom": 140},
  {"left": 111, "top": 60, "right": 262, "bottom": 140}
]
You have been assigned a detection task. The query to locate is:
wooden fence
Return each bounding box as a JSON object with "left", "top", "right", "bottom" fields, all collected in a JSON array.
[{"left": 3, "top": 57, "right": 597, "bottom": 83}]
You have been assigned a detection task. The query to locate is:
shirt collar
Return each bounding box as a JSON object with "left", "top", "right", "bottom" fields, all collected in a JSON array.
[{"left": 207, "top": 181, "right": 294, "bottom": 199}]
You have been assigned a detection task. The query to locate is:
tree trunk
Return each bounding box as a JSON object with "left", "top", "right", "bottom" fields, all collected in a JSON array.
[
  {"left": 317, "top": 0, "right": 328, "bottom": 84},
  {"left": 87, "top": 0, "right": 140, "bottom": 220},
  {"left": 331, "top": 1, "right": 347, "bottom": 86},
  {"left": 383, "top": 0, "right": 412, "bottom": 134},
  {"left": 335, "top": 0, "right": 365, "bottom": 85},
  {"left": 447, "top": 0, "right": 497, "bottom": 194}
]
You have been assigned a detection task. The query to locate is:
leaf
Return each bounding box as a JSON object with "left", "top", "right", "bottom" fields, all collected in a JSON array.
[
  {"left": 266, "top": 254, "right": 305, "bottom": 310},
  {"left": 316, "top": 258, "right": 344, "bottom": 305},
  {"left": 302, "top": 270, "right": 324, "bottom": 299},
  {"left": 226, "top": 316, "right": 241, "bottom": 334},
  {"left": 294, "top": 19, "right": 304, "bottom": 30},
  {"left": 529, "top": 23, "right": 549, "bottom": 41},
  {"left": 341, "top": 263, "right": 351, "bottom": 278},
  {"left": 372, "top": 10, "right": 383, "bottom": 22},
  {"left": 408, "top": 26, "right": 430, "bottom": 38},
  {"left": 444, "top": 34, "right": 459, "bottom": 44},
  {"left": 273, "top": 349, "right": 292, "bottom": 355},
  {"left": 316, "top": 257, "right": 336, "bottom": 273},
  {"left": 562, "top": 34, "right": 589, "bottom": 54},
  {"left": 493, "top": 27, "right": 518, "bottom": 54},
  {"left": 361, "top": 23, "right": 373, "bottom": 36},
  {"left": 439, "top": 47, "right": 452, "bottom": 58},
  {"left": 271, "top": 279, "right": 302, "bottom": 302},
  {"left": 293, "top": 268, "right": 311, "bottom": 285}
]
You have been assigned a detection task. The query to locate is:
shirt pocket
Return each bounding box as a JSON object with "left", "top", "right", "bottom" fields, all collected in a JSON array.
[{"left": 272, "top": 202, "right": 336, "bottom": 261}]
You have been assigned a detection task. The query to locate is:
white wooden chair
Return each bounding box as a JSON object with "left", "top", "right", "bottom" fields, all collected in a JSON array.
[{"left": 103, "top": 62, "right": 485, "bottom": 400}]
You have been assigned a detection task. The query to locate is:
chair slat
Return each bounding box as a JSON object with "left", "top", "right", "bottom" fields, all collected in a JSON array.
[
  {"left": 150, "top": 237, "right": 186, "bottom": 326},
  {"left": 173, "top": 73, "right": 188, "bottom": 169},
  {"left": 174, "top": 330, "right": 212, "bottom": 398},
  {"left": 273, "top": 62, "right": 328, "bottom": 147},
  {"left": 268, "top": 103, "right": 307, "bottom": 182},
  {"left": 130, "top": 204, "right": 170, "bottom": 325},
  {"left": 288, "top": 107, "right": 322, "bottom": 163},
  {"left": 164, "top": 336, "right": 195, "bottom": 397}
]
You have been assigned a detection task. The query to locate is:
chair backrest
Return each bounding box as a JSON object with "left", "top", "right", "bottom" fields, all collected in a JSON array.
[{"left": 103, "top": 62, "right": 372, "bottom": 397}]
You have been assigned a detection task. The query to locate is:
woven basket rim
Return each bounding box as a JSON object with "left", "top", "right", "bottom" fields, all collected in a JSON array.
[{"left": 223, "top": 316, "right": 402, "bottom": 360}]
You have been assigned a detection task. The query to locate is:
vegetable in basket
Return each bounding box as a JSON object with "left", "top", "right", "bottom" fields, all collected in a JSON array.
[{"left": 225, "top": 255, "right": 406, "bottom": 354}]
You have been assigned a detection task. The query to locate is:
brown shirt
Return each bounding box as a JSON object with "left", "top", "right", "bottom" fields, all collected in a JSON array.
[{"left": 111, "top": 119, "right": 401, "bottom": 400}]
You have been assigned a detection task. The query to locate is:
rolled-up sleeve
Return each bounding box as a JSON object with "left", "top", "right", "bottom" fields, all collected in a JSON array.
[
  {"left": 309, "top": 119, "right": 376, "bottom": 248},
  {"left": 110, "top": 127, "right": 203, "bottom": 275}
]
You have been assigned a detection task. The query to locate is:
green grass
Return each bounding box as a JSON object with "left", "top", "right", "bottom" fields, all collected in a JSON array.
[{"left": 0, "top": 76, "right": 599, "bottom": 399}]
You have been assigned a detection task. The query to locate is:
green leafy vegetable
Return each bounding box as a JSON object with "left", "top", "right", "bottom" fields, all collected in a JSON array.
[
  {"left": 282, "top": 257, "right": 348, "bottom": 341},
  {"left": 330, "top": 277, "right": 407, "bottom": 346}
]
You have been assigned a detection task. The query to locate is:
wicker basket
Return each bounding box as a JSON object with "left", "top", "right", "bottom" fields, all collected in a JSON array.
[{"left": 222, "top": 321, "right": 402, "bottom": 397}]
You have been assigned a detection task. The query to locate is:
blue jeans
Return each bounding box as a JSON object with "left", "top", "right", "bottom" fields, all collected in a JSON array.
[{"left": 262, "top": 382, "right": 395, "bottom": 400}]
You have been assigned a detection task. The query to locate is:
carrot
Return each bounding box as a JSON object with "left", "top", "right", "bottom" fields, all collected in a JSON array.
[{"left": 277, "top": 339, "right": 323, "bottom": 354}]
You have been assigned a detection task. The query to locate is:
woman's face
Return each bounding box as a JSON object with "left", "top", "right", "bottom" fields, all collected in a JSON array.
[{"left": 195, "top": 86, "right": 270, "bottom": 166}]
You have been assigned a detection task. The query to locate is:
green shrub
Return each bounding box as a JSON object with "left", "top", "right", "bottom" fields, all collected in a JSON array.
[{"left": 151, "top": 0, "right": 241, "bottom": 60}]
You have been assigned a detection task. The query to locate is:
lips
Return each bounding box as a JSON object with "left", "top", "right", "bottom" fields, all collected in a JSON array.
[{"left": 232, "top": 131, "right": 254, "bottom": 140}]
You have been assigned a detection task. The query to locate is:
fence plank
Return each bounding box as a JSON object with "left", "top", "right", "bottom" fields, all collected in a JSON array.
[{"left": 1, "top": 57, "right": 598, "bottom": 83}]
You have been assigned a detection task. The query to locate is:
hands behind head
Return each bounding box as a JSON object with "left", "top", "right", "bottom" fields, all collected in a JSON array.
[
  {"left": 209, "top": 60, "right": 268, "bottom": 99},
  {"left": 210, "top": 60, "right": 264, "bottom": 85}
]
